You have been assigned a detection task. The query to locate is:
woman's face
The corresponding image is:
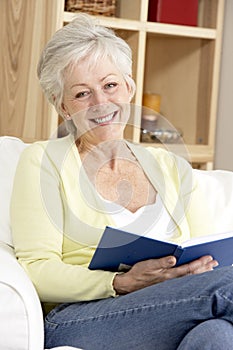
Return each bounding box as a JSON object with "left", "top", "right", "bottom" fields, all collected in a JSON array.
[{"left": 62, "top": 56, "right": 132, "bottom": 145}]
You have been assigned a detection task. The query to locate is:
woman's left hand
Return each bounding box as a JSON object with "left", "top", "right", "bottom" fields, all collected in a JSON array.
[{"left": 113, "top": 255, "right": 219, "bottom": 295}]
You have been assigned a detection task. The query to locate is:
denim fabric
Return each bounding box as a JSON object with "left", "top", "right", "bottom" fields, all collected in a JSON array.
[
  {"left": 45, "top": 266, "right": 233, "bottom": 350},
  {"left": 177, "top": 319, "right": 233, "bottom": 350}
]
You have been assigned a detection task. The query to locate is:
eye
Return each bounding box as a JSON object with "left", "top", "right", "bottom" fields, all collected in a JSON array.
[
  {"left": 104, "top": 82, "right": 118, "bottom": 90},
  {"left": 75, "top": 90, "right": 91, "bottom": 99}
]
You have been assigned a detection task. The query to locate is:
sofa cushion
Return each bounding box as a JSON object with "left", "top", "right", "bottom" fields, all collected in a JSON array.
[
  {"left": 0, "top": 241, "right": 44, "bottom": 350},
  {"left": 194, "top": 169, "right": 233, "bottom": 234},
  {"left": 0, "top": 136, "right": 28, "bottom": 246}
]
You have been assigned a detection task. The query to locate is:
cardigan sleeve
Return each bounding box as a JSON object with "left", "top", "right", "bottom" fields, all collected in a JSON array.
[{"left": 10, "top": 142, "right": 117, "bottom": 303}]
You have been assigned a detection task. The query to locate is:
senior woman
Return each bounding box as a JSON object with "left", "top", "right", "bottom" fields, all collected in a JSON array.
[{"left": 11, "top": 14, "right": 233, "bottom": 350}]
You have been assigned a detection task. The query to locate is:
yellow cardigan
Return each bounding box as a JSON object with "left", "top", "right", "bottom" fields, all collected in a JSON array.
[{"left": 10, "top": 134, "right": 213, "bottom": 304}]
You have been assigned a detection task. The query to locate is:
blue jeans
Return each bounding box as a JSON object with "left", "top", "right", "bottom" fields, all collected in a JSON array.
[{"left": 44, "top": 266, "right": 233, "bottom": 349}]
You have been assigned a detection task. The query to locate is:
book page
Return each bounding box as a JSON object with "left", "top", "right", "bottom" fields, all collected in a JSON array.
[{"left": 182, "top": 231, "right": 233, "bottom": 248}]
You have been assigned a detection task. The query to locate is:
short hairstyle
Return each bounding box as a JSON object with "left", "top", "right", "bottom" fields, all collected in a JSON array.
[{"left": 37, "top": 13, "right": 136, "bottom": 133}]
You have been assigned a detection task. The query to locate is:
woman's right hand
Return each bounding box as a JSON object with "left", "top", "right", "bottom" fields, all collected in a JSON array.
[{"left": 113, "top": 255, "right": 218, "bottom": 295}]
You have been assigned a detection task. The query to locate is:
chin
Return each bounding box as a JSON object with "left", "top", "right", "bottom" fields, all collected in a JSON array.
[{"left": 94, "top": 125, "right": 124, "bottom": 141}]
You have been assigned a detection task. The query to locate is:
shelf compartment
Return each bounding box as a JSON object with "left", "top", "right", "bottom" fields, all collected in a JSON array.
[
  {"left": 116, "top": 0, "right": 142, "bottom": 21},
  {"left": 146, "top": 0, "right": 219, "bottom": 29},
  {"left": 143, "top": 34, "right": 215, "bottom": 146}
]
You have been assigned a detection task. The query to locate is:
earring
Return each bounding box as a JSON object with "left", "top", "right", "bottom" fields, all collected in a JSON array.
[{"left": 66, "top": 114, "right": 71, "bottom": 120}]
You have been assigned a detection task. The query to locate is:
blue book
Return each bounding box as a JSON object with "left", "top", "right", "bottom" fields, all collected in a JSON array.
[{"left": 89, "top": 226, "right": 233, "bottom": 271}]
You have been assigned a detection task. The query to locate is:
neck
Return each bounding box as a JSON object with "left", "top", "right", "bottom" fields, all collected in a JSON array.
[{"left": 77, "top": 138, "right": 135, "bottom": 172}]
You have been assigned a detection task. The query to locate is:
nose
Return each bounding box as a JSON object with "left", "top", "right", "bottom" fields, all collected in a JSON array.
[{"left": 91, "top": 89, "right": 109, "bottom": 107}]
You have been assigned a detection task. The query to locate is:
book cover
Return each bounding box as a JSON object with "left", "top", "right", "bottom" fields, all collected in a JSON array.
[
  {"left": 148, "top": 0, "right": 198, "bottom": 27},
  {"left": 89, "top": 226, "right": 233, "bottom": 272}
]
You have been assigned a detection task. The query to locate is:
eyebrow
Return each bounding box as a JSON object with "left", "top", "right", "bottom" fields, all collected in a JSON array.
[
  {"left": 70, "top": 73, "right": 118, "bottom": 89},
  {"left": 70, "top": 83, "right": 87, "bottom": 89}
]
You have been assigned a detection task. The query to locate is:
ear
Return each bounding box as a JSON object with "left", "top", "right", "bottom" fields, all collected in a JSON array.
[
  {"left": 61, "top": 102, "right": 72, "bottom": 120},
  {"left": 126, "top": 76, "right": 135, "bottom": 102}
]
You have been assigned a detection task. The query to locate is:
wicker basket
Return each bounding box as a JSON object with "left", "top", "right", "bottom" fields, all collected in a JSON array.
[{"left": 65, "top": 0, "right": 117, "bottom": 17}]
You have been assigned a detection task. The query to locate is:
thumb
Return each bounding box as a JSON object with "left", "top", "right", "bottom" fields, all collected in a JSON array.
[{"left": 163, "top": 256, "right": 176, "bottom": 268}]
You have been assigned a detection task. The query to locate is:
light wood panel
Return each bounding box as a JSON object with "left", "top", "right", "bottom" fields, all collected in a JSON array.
[
  {"left": 208, "top": 0, "right": 225, "bottom": 147},
  {"left": 0, "top": 0, "right": 64, "bottom": 142},
  {"left": 116, "top": 0, "right": 141, "bottom": 20}
]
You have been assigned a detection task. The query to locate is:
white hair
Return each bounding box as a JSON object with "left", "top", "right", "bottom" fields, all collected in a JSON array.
[{"left": 37, "top": 13, "right": 136, "bottom": 133}]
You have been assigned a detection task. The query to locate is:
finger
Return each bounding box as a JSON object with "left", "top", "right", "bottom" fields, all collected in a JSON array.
[
  {"left": 172, "top": 255, "right": 219, "bottom": 278},
  {"left": 133, "top": 256, "right": 176, "bottom": 271},
  {"left": 147, "top": 256, "right": 177, "bottom": 269},
  {"left": 190, "top": 256, "right": 219, "bottom": 273},
  {"left": 200, "top": 255, "right": 219, "bottom": 267},
  {"left": 159, "top": 256, "right": 177, "bottom": 268}
]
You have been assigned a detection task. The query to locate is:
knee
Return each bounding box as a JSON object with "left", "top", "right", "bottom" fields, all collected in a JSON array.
[{"left": 177, "top": 319, "right": 233, "bottom": 350}]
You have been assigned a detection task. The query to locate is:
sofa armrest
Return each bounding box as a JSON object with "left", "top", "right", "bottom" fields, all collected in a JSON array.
[{"left": 0, "top": 241, "right": 44, "bottom": 350}]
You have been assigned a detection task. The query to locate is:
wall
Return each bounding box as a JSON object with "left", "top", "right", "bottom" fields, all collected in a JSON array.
[
  {"left": 0, "top": 0, "right": 63, "bottom": 142},
  {"left": 214, "top": 0, "right": 233, "bottom": 170}
]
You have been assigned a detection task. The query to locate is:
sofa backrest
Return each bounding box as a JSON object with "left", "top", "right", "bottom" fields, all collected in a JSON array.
[
  {"left": 193, "top": 169, "right": 233, "bottom": 234},
  {"left": 0, "top": 136, "right": 28, "bottom": 246}
]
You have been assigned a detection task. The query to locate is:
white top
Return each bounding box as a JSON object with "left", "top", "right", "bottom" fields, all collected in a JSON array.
[{"left": 101, "top": 194, "right": 179, "bottom": 242}]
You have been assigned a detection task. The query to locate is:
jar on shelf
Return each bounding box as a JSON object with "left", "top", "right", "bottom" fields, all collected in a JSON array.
[
  {"left": 141, "top": 93, "right": 182, "bottom": 143},
  {"left": 143, "top": 93, "right": 161, "bottom": 113}
]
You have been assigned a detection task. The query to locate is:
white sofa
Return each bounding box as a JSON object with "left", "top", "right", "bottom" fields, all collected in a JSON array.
[
  {"left": 1, "top": 135, "right": 233, "bottom": 350},
  {"left": 0, "top": 136, "right": 79, "bottom": 350}
]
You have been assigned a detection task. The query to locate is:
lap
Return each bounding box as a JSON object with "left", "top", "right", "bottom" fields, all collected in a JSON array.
[{"left": 45, "top": 267, "right": 233, "bottom": 350}]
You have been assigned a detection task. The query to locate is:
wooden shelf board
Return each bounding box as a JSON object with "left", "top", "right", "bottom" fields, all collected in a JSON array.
[
  {"left": 63, "top": 12, "right": 140, "bottom": 31},
  {"left": 63, "top": 12, "right": 217, "bottom": 39},
  {"left": 145, "top": 22, "right": 216, "bottom": 39},
  {"left": 140, "top": 143, "right": 214, "bottom": 163}
]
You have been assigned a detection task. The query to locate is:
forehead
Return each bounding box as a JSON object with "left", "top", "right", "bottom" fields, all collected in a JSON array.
[{"left": 64, "top": 56, "right": 122, "bottom": 85}]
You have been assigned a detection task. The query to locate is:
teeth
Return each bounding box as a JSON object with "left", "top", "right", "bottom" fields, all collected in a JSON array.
[{"left": 94, "top": 112, "right": 115, "bottom": 124}]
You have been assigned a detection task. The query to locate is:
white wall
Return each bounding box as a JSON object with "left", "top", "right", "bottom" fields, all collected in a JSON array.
[{"left": 214, "top": 0, "right": 233, "bottom": 170}]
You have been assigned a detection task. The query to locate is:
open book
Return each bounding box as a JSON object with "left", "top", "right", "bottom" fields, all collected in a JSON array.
[{"left": 89, "top": 226, "right": 233, "bottom": 271}]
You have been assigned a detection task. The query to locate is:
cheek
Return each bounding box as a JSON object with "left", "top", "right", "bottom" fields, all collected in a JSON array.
[
  {"left": 72, "top": 109, "right": 88, "bottom": 127},
  {"left": 115, "top": 87, "right": 132, "bottom": 104},
  {"left": 124, "top": 85, "right": 133, "bottom": 103},
  {"left": 65, "top": 100, "right": 88, "bottom": 116}
]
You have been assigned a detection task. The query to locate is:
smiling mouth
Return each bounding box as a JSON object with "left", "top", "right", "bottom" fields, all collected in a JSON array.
[{"left": 92, "top": 111, "right": 118, "bottom": 125}]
